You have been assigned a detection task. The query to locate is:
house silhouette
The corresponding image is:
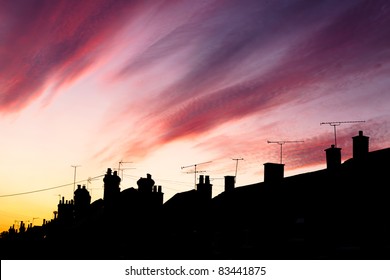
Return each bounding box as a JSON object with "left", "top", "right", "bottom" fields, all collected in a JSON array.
[{"left": 1, "top": 130, "right": 390, "bottom": 260}]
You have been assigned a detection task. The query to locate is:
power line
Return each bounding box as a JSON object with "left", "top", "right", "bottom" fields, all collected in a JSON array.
[{"left": 0, "top": 175, "right": 104, "bottom": 198}]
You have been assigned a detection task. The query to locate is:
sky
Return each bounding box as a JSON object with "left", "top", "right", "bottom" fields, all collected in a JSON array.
[{"left": 1, "top": 0, "right": 390, "bottom": 232}]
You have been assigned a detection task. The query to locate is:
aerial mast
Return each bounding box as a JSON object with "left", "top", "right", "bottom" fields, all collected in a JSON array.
[
  {"left": 267, "top": 140, "right": 304, "bottom": 164},
  {"left": 320, "top": 120, "right": 365, "bottom": 147},
  {"left": 232, "top": 158, "right": 244, "bottom": 182},
  {"left": 71, "top": 165, "right": 81, "bottom": 193},
  {"left": 181, "top": 161, "right": 212, "bottom": 188},
  {"left": 118, "top": 160, "right": 133, "bottom": 181}
]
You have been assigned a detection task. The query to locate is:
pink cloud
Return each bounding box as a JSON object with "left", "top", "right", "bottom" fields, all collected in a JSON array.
[
  {"left": 0, "top": 0, "right": 153, "bottom": 112},
  {"left": 2, "top": 0, "right": 390, "bottom": 173}
]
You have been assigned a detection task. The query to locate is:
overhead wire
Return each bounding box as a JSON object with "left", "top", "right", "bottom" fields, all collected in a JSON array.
[
  {"left": 0, "top": 164, "right": 237, "bottom": 199},
  {"left": 0, "top": 174, "right": 104, "bottom": 198}
]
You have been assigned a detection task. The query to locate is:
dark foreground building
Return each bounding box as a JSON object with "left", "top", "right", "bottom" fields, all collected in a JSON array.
[{"left": 1, "top": 131, "right": 390, "bottom": 259}]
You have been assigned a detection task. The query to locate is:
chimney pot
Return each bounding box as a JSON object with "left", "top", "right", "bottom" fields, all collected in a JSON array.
[{"left": 199, "top": 175, "right": 204, "bottom": 184}]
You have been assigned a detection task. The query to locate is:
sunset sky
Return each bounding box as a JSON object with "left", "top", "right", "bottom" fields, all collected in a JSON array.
[{"left": 1, "top": 0, "right": 390, "bottom": 232}]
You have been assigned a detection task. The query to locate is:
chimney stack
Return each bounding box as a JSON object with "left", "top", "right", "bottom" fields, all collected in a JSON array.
[
  {"left": 224, "top": 176, "right": 235, "bottom": 192},
  {"left": 352, "top": 130, "right": 369, "bottom": 160},
  {"left": 263, "top": 163, "right": 284, "bottom": 185},
  {"left": 197, "top": 175, "right": 212, "bottom": 199},
  {"left": 325, "top": 144, "right": 342, "bottom": 170},
  {"left": 137, "top": 173, "right": 155, "bottom": 193}
]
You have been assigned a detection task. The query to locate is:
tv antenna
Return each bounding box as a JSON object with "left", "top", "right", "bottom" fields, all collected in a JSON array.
[
  {"left": 86, "top": 177, "right": 98, "bottom": 188},
  {"left": 181, "top": 161, "right": 212, "bottom": 188},
  {"left": 210, "top": 177, "right": 224, "bottom": 181},
  {"left": 232, "top": 158, "right": 244, "bottom": 181},
  {"left": 118, "top": 160, "right": 133, "bottom": 173},
  {"left": 71, "top": 165, "right": 81, "bottom": 193},
  {"left": 118, "top": 160, "right": 133, "bottom": 181},
  {"left": 267, "top": 140, "right": 304, "bottom": 164},
  {"left": 320, "top": 120, "right": 365, "bottom": 147}
]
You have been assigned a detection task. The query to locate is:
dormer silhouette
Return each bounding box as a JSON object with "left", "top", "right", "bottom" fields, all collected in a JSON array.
[
  {"left": 103, "top": 168, "right": 121, "bottom": 210},
  {"left": 197, "top": 175, "right": 212, "bottom": 200},
  {"left": 352, "top": 130, "right": 369, "bottom": 160},
  {"left": 325, "top": 144, "right": 342, "bottom": 170},
  {"left": 74, "top": 184, "right": 91, "bottom": 220},
  {"left": 263, "top": 162, "right": 284, "bottom": 185},
  {"left": 224, "top": 175, "right": 235, "bottom": 192}
]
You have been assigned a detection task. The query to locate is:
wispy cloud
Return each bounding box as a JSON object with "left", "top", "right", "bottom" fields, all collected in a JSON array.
[
  {"left": 0, "top": 0, "right": 149, "bottom": 112},
  {"left": 2, "top": 0, "right": 390, "bottom": 173},
  {"left": 105, "top": 0, "right": 390, "bottom": 159}
]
